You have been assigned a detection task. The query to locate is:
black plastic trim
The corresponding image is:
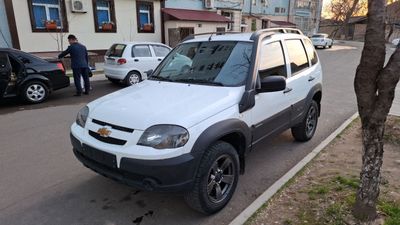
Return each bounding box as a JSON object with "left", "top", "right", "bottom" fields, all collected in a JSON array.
[
  {"left": 88, "top": 130, "right": 127, "bottom": 145},
  {"left": 92, "top": 119, "right": 134, "bottom": 133}
]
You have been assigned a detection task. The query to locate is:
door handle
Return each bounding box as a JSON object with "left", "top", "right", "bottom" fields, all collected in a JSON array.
[
  {"left": 158, "top": 58, "right": 162, "bottom": 61},
  {"left": 308, "top": 76, "right": 316, "bottom": 82},
  {"left": 134, "top": 59, "right": 139, "bottom": 62},
  {"left": 283, "top": 87, "right": 293, "bottom": 94}
]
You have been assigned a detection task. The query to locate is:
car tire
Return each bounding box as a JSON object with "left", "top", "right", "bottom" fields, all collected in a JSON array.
[
  {"left": 329, "top": 43, "right": 333, "bottom": 48},
  {"left": 184, "top": 141, "right": 239, "bottom": 215},
  {"left": 125, "top": 71, "right": 141, "bottom": 86},
  {"left": 107, "top": 77, "right": 120, "bottom": 85},
  {"left": 291, "top": 100, "right": 319, "bottom": 142},
  {"left": 324, "top": 43, "right": 328, "bottom": 49},
  {"left": 21, "top": 80, "right": 49, "bottom": 104}
]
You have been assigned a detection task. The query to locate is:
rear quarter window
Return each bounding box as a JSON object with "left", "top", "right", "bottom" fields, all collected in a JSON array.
[{"left": 106, "top": 44, "right": 126, "bottom": 57}]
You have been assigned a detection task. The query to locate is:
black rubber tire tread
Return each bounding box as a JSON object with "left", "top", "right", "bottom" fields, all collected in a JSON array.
[
  {"left": 21, "top": 80, "right": 49, "bottom": 104},
  {"left": 184, "top": 141, "right": 239, "bottom": 215},
  {"left": 291, "top": 100, "right": 319, "bottom": 142},
  {"left": 124, "top": 71, "right": 141, "bottom": 86}
]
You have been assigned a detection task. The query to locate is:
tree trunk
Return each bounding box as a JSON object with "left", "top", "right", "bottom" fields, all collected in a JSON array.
[{"left": 353, "top": 0, "right": 400, "bottom": 221}]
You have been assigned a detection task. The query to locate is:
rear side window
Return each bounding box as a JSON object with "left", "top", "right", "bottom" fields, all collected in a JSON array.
[
  {"left": 312, "top": 34, "right": 324, "bottom": 38},
  {"left": 304, "top": 39, "right": 318, "bottom": 65},
  {"left": 259, "top": 41, "right": 287, "bottom": 78},
  {"left": 132, "top": 45, "right": 152, "bottom": 57},
  {"left": 285, "top": 39, "right": 309, "bottom": 75},
  {"left": 152, "top": 45, "right": 170, "bottom": 57},
  {"left": 106, "top": 44, "right": 126, "bottom": 57}
]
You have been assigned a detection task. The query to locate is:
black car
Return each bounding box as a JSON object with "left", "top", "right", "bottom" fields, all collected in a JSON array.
[{"left": 0, "top": 48, "right": 70, "bottom": 104}]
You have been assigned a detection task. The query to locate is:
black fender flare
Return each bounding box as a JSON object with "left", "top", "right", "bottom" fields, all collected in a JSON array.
[
  {"left": 305, "top": 83, "right": 322, "bottom": 116},
  {"left": 191, "top": 119, "right": 252, "bottom": 174}
]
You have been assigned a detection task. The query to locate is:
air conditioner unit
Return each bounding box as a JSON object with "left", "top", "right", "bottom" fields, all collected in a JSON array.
[
  {"left": 71, "top": 0, "right": 88, "bottom": 13},
  {"left": 204, "top": 0, "right": 214, "bottom": 9}
]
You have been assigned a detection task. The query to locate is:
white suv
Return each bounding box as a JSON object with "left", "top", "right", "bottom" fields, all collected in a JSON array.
[
  {"left": 104, "top": 42, "right": 171, "bottom": 86},
  {"left": 71, "top": 28, "right": 322, "bottom": 214}
]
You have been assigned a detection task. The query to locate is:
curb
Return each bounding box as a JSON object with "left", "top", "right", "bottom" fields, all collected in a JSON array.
[{"left": 229, "top": 112, "right": 359, "bottom": 225}]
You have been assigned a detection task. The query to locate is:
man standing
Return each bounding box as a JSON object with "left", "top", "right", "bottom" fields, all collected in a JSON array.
[{"left": 58, "top": 35, "right": 90, "bottom": 96}]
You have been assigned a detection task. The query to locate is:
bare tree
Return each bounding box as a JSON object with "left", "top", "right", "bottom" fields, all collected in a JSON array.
[
  {"left": 353, "top": 0, "right": 400, "bottom": 221},
  {"left": 326, "top": 0, "right": 366, "bottom": 38}
]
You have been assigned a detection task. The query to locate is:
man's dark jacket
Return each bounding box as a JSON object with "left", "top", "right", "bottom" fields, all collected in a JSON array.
[{"left": 58, "top": 42, "right": 89, "bottom": 69}]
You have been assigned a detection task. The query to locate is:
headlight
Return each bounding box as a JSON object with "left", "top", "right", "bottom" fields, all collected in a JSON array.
[
  {"left": 76, "top": 106, "right": 89, "bottom": 128},
  {"left": 138, "top": 125, "right": 189, "bottom": 149}
]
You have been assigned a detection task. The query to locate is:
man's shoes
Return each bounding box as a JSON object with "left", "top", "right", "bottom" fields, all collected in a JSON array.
[
  {"left": 84, "top": 92, "right": 89, "bottom": 95},
  {"left": 74, "top": 93, "right": 82, "bottom": 96}
]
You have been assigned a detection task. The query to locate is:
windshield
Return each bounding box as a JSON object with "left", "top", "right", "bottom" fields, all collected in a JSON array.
[
  {"left": 150, "top": 41, "right": 253, "bottom": 87},
  {"left": 312, "top": 34, "right": 325, "bottom": 38}
]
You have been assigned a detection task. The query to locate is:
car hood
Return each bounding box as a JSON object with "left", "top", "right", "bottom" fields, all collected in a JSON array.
[{"left": 88, "top": 80, "right": 244, "bottom": 130}]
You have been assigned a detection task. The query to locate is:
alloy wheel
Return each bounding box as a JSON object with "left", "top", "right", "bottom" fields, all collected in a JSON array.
[
  {"left": 207, "top": 154, "right": 235, "bottom": 204},
  {"left": 26, "top": 84, "right": 46, "bottom": 102}
]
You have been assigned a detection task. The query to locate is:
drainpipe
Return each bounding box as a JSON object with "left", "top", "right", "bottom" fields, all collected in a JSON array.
[
  {"left": 287, "top": 0, "right": 291, "bottom": 22},
  {"left": 161, "top": 0, "right": 166, "bottom": 44}
]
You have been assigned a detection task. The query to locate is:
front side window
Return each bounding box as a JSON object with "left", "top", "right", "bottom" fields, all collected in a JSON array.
[
  {"left": 137, "top": 1, "right": 154, "bottom": 33},
  {"left": 93, "top": 0, "right": 116, "bottom": 32},
  {"left": 259, "top": 41, "right": 287, "bottom": 78},
  {"left": 150, "top": 41, "right": 253, "bottom": 87},
  {"left": 285, "top": 39, "right": 309, "bottom": 75},
  {"left": 28, "top": 0, "right": 68, "bottom": 32},
  {"left": 132, "top": 45, "right": 152, "bottom": 57}
]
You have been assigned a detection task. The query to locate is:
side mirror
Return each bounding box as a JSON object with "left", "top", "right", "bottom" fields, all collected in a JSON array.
[
  {"left": 145, "top": 69, "right": 153, "bottom": 76},
  {"left": 258, "top": 76, "right": 286, "bottom": 93}
]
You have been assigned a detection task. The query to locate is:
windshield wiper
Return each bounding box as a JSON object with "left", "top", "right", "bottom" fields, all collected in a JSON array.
[
  {"left": 174, "top": 78, "right": 225, "bottom": 86},
  {"left": 149, "top": 76, "right": 173, "bottom": 82}
]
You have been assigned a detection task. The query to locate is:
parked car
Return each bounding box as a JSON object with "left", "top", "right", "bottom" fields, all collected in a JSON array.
[
  {"left": 392, "top": 38, "right": 400, "bottom": 46},
  {"left": 70, "top": 28, "right": 322, "bottom": 214},
  {"left": 311, "top": 33, "right": 333, "bottom": 48},
  {"left": 0, "top": 48, "right": 69, "bottom": 104},
  {"left": 104, "top": 42, "right": 172, "bottom": 86}
]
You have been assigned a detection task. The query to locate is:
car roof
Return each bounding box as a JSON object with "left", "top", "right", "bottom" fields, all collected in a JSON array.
[
  {"left": 182, "top": 31, "right": 306, "bottom": 44},
  {"left": 112, "top": 42, "right": 171, "bottom": 47}
]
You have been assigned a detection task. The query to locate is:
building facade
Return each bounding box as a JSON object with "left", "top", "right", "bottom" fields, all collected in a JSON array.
[
  {"left": 289, "top": 0, "right": 323, "bottom": 35},
  {"left": 241, "top": 0, "right": 295, "bottom": 32},
  {"left": 3, "top": 0, "right": 162, "bottom": 53},
  {"left": 163, "top": 0, "right": 242, "bottom": 47}
]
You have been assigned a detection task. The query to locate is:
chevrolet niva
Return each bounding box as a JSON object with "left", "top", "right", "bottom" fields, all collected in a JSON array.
[{"left": 70, "top": 28, "right": 322, "bottom": 214}]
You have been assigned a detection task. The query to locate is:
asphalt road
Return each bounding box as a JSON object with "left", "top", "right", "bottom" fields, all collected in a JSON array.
[{"left": 0, "top": 42, "right": 364, "bottom": 225}]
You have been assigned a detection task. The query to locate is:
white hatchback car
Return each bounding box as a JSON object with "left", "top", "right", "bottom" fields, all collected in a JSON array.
[
  {"left": 311, "top": 33, "right": 333, "bottom": 49},
  {"left": 392, "top": 38, "right": 400, "bottom": 47},
  {"left": 71, "top": 28, "right": 322, "bottom": 214},
  {"left": 104, "top": 42, "right": 171, "bottom": 86}
]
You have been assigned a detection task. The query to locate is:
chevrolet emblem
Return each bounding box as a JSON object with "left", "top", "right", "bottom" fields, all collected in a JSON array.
[{"left": 97, "top": 126, "right": 112, "bottom": 137}]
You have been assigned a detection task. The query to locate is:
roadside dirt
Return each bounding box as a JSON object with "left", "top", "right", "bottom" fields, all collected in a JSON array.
[{"left": 248, "top": 116, "right": 400, "bottom": 225}]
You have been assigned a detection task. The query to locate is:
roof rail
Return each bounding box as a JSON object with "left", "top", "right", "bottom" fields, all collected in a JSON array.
[
  {"left": 182, "top": 31, "right": 242, "bottom": 42},
  {"left": 250, "top": 28, "right": 303, "bottom": 40}
]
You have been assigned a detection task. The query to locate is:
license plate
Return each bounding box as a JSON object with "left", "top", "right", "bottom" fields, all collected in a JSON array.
[{"left": 81, "top": 144, "right": 117, "bottom": 168}]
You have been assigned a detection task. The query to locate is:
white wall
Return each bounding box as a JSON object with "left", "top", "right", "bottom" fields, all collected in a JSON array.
[
  {"left": 164, "top": 21, "right": 228, "bottom": 45},
  {"left": 12, "top": 0, "right": 162, "bottom": 52}
]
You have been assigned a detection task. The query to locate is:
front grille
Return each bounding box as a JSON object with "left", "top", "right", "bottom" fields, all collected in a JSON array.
[
  {"left": 89, "top": 130, "right": 127, "bottom": 146},
  {"left": 92, "top": 119, "right": 134, "bottom": 133}
]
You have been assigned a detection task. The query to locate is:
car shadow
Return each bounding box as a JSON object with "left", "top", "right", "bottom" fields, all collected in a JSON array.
[{"left": 0, "top": 79, "right": 121, "bottom": 115}]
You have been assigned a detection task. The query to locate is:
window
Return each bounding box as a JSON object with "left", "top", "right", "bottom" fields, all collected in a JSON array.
[
  {"left": 251, "top": 19, "right": 257, "bottom": 31},
  {"left": 275, "top": 7, "right": 280, "bottom": 13},
  {"left": 152, "top": 45, "right": 170, "bottom": 57},
  {"left": 285, "top": 39, "right": 309, "bottom": 75},
  {"left": 216, "top": 27, "right": 226, "bottom": 33},
  {"left": 222, "top": 11, "right": 233, "bottom": 30},
  {"left": 137, "top": 1, "right": 154, "bottom": 33},
  {"left": 28, "top": 0, "right": 68, "bottom": 32},
  {"left": 132, "top": 45, "right": 152, "bottom": 57},
  {"left": 106, "top": 44, "right": 126, "bottom": 57},
  {"left": 303, "top": 39, "right": 318, "bottom": 65},
  {"left": 259, "top": 42, "right": 287, "bottom": 78},
  {"left": 281, "top": 8, "right": 286, "bottom": 13},
  {"left": 92, "top": 0, "right": 116, "bottom": 32}
]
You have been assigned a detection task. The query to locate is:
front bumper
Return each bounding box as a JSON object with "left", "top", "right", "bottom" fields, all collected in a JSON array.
[{"left": 71, "top": 133, "right": 199, "bottom": 192}]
